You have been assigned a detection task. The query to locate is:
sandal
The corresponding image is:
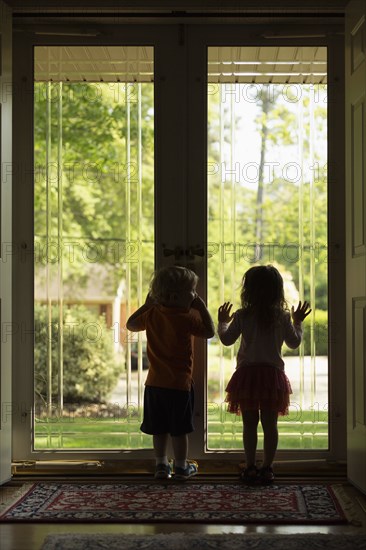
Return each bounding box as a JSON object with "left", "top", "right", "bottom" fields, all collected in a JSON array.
[
  {"left": 240, "top": 465, "right": 258, "bottom": 484},
  {"left": 259, "top": 466, "right": 275, "bottom": 485}
]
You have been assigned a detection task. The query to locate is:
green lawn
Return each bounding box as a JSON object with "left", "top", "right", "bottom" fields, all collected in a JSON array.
[
  {"left": 35, "top": 410, "right": 328, "bottom": 450},
  {"left": 34, "top": 347, "right": 329, "bottom": 451}
]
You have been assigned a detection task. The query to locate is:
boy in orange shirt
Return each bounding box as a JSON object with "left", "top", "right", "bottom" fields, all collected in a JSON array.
[{"left": 127, "top": 265, "right": 215, "bottom": 480}]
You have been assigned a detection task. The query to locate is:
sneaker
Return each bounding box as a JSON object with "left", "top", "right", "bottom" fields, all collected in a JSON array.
[
  {"left": 154, "top": 463, "right": 172, "bottom": 480},
  {"left": 240, "top": 465, "right": 258, "bottom": 485},
  {"left": 259, "top": 466, "right": 275, "bottom": 485},
  {"left": 174, "top": 460, "right": 198, "bottom": 481}
]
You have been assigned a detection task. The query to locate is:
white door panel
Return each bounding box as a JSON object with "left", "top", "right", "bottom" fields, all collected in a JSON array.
[{"left": 345, "top": 0, "right": 366, "bottom": 494}]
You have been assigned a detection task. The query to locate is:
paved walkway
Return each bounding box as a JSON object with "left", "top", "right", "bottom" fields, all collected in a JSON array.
[{"left": 109, "top": 356, "right": 329, "bottom": 413}]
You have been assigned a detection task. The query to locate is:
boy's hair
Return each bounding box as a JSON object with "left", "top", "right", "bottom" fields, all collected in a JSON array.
[
  {"left": 240, "top": 265, "right": 287, "bottom": 327},
  {"left": 150, "top": 265, "right": 198, "bottom": 303}
]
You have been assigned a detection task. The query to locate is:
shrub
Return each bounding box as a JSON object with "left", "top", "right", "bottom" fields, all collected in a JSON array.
[
  {"left": 284, "top": 309, "right": 328, "bottom": 356},
  {"left": 34, "top": 303, "right": 121, "bottom": 405}
]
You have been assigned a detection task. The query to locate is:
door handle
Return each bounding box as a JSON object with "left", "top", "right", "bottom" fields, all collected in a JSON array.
[
  {"left": 162, "top": 245, "right": 204, "bottom": 261},
  {"left": 162, "top": 245, "right": 184, "bottom": 260},
  {"left": 186, "top": 246, "right": 205, "bottom": 259}
]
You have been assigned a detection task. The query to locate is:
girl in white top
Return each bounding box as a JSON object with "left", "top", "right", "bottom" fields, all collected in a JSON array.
[{"left": 218, "top": 265, "right": 311, "bottom": 484}]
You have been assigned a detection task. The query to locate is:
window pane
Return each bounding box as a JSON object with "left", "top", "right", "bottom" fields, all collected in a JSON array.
[
  {"left": 34, "top": 46, "right": 154, "bottom": 450},
  {"left": 207, "top": 46, "right": 328, "bottom": 450}
]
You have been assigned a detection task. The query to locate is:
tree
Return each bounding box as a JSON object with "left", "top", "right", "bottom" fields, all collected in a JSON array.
[
  {"left": 34, "top": 81, "right": 155, "bottom": 296},
  {"left": 207, "top": 83, "right": 328, "bottom": 314},
  {"left": 34, "top": 81, "right": 155, "bottom": 406}
]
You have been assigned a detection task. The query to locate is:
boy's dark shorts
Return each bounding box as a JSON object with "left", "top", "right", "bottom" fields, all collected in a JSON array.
[{"left": 140, "top": 385, "right": 195, "bottom": 437}]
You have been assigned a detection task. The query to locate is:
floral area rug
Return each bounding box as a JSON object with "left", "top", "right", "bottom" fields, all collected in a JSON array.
[
  {"left": 0, "top": 482, "right": 348, "bottom": 524},
  {"left": 41, "top": 533, "right": 366, "bottom": 550}
]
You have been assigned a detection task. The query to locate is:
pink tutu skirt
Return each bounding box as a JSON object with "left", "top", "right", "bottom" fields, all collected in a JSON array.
[{"left": 225, "top": 363, "right": 292, "bottom": 416}]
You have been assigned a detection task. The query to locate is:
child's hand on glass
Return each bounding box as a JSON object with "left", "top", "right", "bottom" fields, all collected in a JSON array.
[
  {"left": 291, "top": 301, "right": 311, "bottom": 324},
  {"left": 218, "top": 302, "right": 235, "bottom": 323}
]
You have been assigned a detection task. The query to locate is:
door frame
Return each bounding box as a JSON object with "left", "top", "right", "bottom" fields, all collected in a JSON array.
[
  {"left": 0, "top": 0, "right": 13, "bottom": 485},
  {"left": 12, "top": 18, "right": 346, "bottom": 464}
]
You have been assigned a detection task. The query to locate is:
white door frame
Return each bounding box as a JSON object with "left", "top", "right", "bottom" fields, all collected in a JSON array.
[
  {"left": 12, "top": 19, "right": 346, "bottom": 465},
  {"left": 0, "top": 0, "right": 13, "bottom": 485}
]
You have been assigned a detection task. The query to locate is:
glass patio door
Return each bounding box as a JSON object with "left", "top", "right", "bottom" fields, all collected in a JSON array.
[
  {"left": 13, "top": 25, "right": 195, "bottom": 461},
  {"left": 185, "top": 26, "right": 344, "bottom": 463},
  {"left": 13, "top": 22, "right": 345, "bottom": 464}
]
